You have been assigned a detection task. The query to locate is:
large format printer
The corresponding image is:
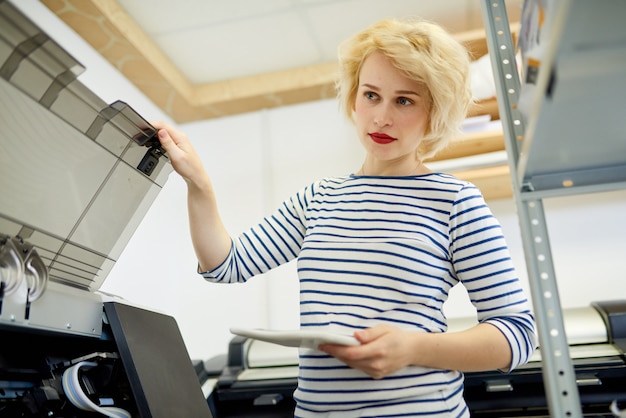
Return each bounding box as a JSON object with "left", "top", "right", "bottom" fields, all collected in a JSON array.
[
  {"left": 0, "top": 1, "right": 212, "bottom": 416},
  {"left": 4, "top": 1, "right": 625, "bottom": 417},
  {"left": 201, "top": 301, "right": 626, "bottom": 417}
]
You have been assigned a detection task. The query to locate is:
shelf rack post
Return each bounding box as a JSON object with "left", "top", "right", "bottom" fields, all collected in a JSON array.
[{"left": 480, "top": 1, "right": 583, "bottom": 417}]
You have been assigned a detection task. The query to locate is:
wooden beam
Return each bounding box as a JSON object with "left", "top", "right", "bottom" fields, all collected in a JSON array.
[
  {"left": 468, "top": 97, "right": 500, "bottom": 121},
  {"left": 452, "top": 165, "right": 512, "bottom": 200},
  {"left": 455, "top": 23, "right": 519, "bottom": 60},
  {"left": 41, "top": 0, "right": 514, "bottom": 124},
  {"left": 432, "top": 129, "right": 505, "bottom": 162}
]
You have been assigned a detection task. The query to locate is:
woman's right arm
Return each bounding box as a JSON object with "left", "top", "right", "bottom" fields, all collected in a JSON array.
[{"left": 153, "top": 121, "right": 232, "bottom": 271}]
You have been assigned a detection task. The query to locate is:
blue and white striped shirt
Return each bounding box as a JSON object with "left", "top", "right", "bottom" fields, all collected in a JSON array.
[{"left": 204, "top": 173, "right": 537, "bottom": 417}]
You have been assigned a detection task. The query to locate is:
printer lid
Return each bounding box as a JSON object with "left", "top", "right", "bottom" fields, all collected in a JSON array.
[{"left": 0, "top": 0, "right": 172, "bottom": 293}]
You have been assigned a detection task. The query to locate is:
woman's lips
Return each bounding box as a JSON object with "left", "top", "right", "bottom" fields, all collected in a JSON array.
[{"left": 370, "top": 132, "right": 395, "bottom": 144}]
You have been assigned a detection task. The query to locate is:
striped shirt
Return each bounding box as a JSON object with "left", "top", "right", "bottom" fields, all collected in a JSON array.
[{"left": 204, "top": 173, "right": 537, "bottom": 417}]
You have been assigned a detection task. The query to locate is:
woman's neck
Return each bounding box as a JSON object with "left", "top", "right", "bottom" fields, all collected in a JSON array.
[{"left": 356, "top": 160, "right": 431, "bottom": 176}]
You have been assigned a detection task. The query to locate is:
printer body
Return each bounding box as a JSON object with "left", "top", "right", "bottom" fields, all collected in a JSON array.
[
  {"left": 202, "top": 302, "right": 626, "bottom": 417},
  {"left": 0, "top": 1, "right": 212, "bottom": 416}
]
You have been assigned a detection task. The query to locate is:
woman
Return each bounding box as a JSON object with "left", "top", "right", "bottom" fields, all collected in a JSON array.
[{"left": 154, "top": 18, "right": 537, "bottom": 418}]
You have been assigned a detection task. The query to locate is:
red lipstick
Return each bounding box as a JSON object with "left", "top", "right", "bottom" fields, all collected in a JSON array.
[{"left": 370, "top": 132, "right": 395, "bottom": 144}]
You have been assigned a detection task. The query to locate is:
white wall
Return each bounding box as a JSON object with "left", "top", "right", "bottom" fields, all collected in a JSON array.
[{"left": 17, "top": 0, "right": 626, "bottom": 362}]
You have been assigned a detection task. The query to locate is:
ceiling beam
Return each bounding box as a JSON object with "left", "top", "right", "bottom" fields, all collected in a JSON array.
[{"left": 41, "top": 0, "right": 515, "bottom": 124}]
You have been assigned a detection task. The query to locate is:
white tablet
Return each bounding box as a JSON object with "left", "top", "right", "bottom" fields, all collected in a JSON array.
[{"left": 230, "top": 327, "right": 360, "bottom": 350}]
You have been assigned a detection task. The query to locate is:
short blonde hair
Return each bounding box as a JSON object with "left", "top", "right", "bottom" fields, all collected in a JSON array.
[{"left": 336, "top": 18, "right": 472, "bottom": 160}]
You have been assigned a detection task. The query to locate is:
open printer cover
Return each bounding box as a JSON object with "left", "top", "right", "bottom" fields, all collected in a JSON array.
[{"left": 0, "top": 1, "right": 212, "bottom": 416}]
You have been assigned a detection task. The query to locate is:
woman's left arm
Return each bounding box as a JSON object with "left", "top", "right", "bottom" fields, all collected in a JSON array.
[{"left": 319, "top": 322, "right": 511, "bottom": 379}]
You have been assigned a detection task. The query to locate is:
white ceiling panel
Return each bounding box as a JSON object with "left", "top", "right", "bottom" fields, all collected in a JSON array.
[
  {"left": 117, "top": 0, "right": 295, "bottom": 34},
  {"left": 116, "top": 0, "right": 524, "bottom": 85},
  {"left": 154, "top": 10, "right": 322, "bottom": 83}
]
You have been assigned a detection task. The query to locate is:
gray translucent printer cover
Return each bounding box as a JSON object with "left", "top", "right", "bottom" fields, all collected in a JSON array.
[{"left": 0, "top": 1, "right": 172, "bottom": 335}]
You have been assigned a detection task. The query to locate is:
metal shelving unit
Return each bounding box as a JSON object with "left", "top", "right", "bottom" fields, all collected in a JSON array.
[{"left": 481, "top": 0, "right": 626, "bottom": 416}]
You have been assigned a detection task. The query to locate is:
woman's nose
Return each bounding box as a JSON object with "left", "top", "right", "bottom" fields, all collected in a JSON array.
[{"left": 374, "top": 104, "right": 393, "bottom": 127}]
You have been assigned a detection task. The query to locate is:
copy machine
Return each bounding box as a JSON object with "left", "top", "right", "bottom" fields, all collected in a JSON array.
[
  {"left": 201, "top": 301, "right": 626, "bottom": 417},
  {"left": 0, "top": 1, "right": 212, "bottom": 416}
]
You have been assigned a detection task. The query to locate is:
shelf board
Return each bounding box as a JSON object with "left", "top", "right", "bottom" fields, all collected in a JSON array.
[
  {"left": 518, "top": 0, "right": 626, "bottom": 195},
  {"left": 468, "top": 97, "right": 500, "bottom": 121},
  {"left": 453, "top": 164, "right": 512, "bottom": 200},
  {"left": 433, "top": 129, "right": 504, "bottom": 162}
]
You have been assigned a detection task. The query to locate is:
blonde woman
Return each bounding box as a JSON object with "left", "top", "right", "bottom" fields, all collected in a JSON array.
[{"left": 155, "top": 18, "right": 537, "bottom": 417}]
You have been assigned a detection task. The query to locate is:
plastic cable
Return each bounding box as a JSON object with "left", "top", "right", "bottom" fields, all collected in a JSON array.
[
  {"left": 62, "top": 361, "right": 132, "bottom": 418},
  {"left": 612, "top": 400, "right": 626, "bottom": 418}
]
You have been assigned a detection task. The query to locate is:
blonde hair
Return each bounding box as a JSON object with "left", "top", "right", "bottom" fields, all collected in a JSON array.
[{"left": 336, "top": 18, "right": 473, "bottom": 160}]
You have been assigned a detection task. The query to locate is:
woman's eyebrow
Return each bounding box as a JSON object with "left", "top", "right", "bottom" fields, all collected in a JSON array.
[
  {"left": 360, "top": 83, "right": 379, "bottom": 90},
  {"left": 361, "top": 83, "right": 421, "bottom": 96},
  {"left": 396, "top": 89, "right": 421, "bottom": 96}
]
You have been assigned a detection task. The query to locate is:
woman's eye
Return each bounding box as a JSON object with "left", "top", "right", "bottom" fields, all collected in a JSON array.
[
  {"left": 365, "top": 91, "right": 379, "bottom": 100},
  {"left": 397, "top": 97, "right": 413, "bottom": 106}
]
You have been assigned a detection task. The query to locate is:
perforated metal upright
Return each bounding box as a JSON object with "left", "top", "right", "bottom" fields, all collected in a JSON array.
[{"left": 480, "top": 1, "right": 582, "bottom": 416}]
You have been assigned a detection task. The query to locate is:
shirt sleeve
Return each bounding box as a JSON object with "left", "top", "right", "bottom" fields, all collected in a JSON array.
[
  {"left": 449, "top": 183, "right": 538, "bottom": 371},
  {"left": 199, "top": 182, "right": 316, "bottom": 283}
]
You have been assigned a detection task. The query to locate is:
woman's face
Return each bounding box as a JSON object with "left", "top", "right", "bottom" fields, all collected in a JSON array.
[{"left": 353, "top": 51, "right": 430, "bottom": 175}]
